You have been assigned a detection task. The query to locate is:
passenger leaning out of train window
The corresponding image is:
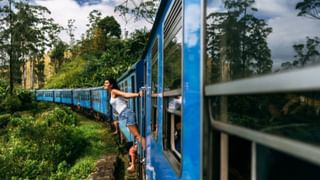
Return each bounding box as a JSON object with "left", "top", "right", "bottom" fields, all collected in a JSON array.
[{"left": 103, "top": 78, "right": 146, "bottom": 150}]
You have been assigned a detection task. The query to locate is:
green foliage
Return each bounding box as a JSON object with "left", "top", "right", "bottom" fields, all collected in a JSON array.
[
  {"left": 0, "top": 106, "right": 118, "bottom": 179},
  {"left": 0, "top": 79, "right": 8, "bottom": 107},
  {"left": 2, "top": 95, "right": 22, "bottom": 113},
  {"left": 0, "top": 114, "right": 10, "bottom": 128},
  {"left": 114, "top": 0, "right": 159, "bottom": 24},
  {"left": 46, "top": 29, "right": 149, "bottom": 88},
  {"left": 296, "top": 0, "right": 320, "bottom": 20},
  {"left": 0, "top": 107, "right": 85, "bottom": 178},
  {"left": 45, "top": 56, "right": 88, "bottom": 88},
  {"left": 17, "top": 89, "right": 34, "bottom": 105},
  {"left": 0, "top": 1, "right": 62, "bottom": 94},
  {"left": 67, "top": 157, "right": 95, "bottom": 179},
  {"left": 50, "top": 41, "right": 69, "bottom": 72},
  {"left": 0, "top": 88, "right": 36, "bottom": 114},
  {"left": 206, "top": 0, "right": 272, "bottom": 82},
  {"left": 97, "top": 16, "right": 121, "bottom": 38}
]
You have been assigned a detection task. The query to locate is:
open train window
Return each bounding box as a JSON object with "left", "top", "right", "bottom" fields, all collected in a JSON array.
[
  {"left": 162, "top": 0, "right": 182, "bottom": 175},
  {"left": 151, "top": 38, "right": 158, "bottom": 140},
  {"left": 204, "top": 1, "right": 320, "bottom": 180}
]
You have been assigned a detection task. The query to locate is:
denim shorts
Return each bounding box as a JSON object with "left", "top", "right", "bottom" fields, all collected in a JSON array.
[
  {"left": 119, "top": 108, "right": 136, "bottom": 126},
  {"left": 112, "top": 109, "right": 119, "bottom": 121}
]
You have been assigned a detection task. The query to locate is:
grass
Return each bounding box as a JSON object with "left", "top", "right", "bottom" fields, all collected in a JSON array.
[
  {"left": 66, "top": 113, "right": 119, "bottom": 178},
  {"left": 75, "top": 115, "right": 118, "bottom": 156}
]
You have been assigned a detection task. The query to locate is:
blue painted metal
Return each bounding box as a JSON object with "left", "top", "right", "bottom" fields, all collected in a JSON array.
[
  {"left": 61, "top": 89, "right": 73, "bottom": 105},
  {"left": 181, "top": 0, "right": 201, "bottom": 179},
  {"left": 36, "top": 90, "right": 54, "bottom": 102},
  {"left": 54, "top": 89, "right": 62, "bottom": 103},
  {"left": 91, "top": 87, "right": 110, "bottom": 115},
  {"left": 73, "top": 88, "right": 91, "bottom": 109},
  {"left": 144, "top": 0, "right": 183, "bottom": 179}
]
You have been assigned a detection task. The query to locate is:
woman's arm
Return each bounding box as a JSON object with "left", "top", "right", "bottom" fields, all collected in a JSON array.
[{"left": 112, "top": 89, "right": 140, "bottom": 99}]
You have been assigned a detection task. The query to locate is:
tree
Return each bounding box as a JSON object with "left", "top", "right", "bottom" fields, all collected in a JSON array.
[
  {"left": 114, "top": 0, "right": 159, "bottom": 29},
  {"left": 66, "top": 19, "right": 76, "bottom": 46},
  {"left": 0, "top": 0, "right": 62, "bottom": 92},
  {"left": 279, "top": 0, "right": 320, "bottom": 71},
  {"left": 282, "top": 37, "right": 320, "bottom": 68},
  {"left": 206, "top": 0, "right": 272, "bottom": 82},
  {"left": 296, "top": 0, "right": 320, "bottom": 20},
  {"left": 97, "top": 16, "right": 121, "bottom": 38},
  {"left": 50, "top": 41, "right": 68, "bottom": 73},
  {"left": 79, "top": 13, "right": 121, "bottom": 57}
]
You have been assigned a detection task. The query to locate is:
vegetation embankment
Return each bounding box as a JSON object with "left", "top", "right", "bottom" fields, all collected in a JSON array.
[{"left": 0, "top": 103, "right": 118, "bottom": 179}]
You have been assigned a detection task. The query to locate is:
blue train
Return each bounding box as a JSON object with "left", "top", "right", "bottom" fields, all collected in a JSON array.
[{"left": 36, "top": 0, "right": 320, "bottom": 179}]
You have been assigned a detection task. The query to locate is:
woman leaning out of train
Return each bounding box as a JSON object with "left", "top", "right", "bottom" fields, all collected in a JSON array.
[{"left": 103, "top": 78, "right": 146, "bottom": 150}]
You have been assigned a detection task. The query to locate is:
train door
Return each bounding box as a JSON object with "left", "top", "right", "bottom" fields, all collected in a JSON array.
[{"left": 137, "top": 61, "right": 147, "bottom": 180}]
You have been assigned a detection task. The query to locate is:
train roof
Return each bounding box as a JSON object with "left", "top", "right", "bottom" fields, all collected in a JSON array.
[
  {"left": 140, "top": 0, "right": 167, "bottom": 61},
  {"left": 89, "top": 86, "right": 104, "bottom": 90},
  {"left": 118, "top": 0, "right": 167, "bottom": 84},
  {"left": 117, "top": 59, "right": 143, "bottom": 82}
]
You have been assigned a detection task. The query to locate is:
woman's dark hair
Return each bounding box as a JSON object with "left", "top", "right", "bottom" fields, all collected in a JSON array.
[{"left": 105, "top": 78, "right": 120, "bottom": 90}]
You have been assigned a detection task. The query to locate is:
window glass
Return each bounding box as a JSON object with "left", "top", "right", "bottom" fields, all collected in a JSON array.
[
  {"left": 164, "top": 28, "right": 182, "bottom": 91},
  {"left": 206, "top": 0, "right": 320, "bottom": 83},
  {"left": 210, "top": 92, "right": 320, "bottom": 146},
  {"left": 163, "top": 27, "right": 182, "bottom": 161},
  {"left": 162, "top": 0, "right": 182, "bottom": 173},
  {"left": 152, "top": 39, "right": 159, "bottom": 139}
]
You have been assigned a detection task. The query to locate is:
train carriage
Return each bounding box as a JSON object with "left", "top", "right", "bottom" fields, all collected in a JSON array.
[
  {"left": 60, "top": 89, "right": 73, "bottom": 105},
  {"left": 53, "top": 89, "right": 62, "bottom": 104},
  {"left": 73, "top": 88, "right": 91, "bottom": 109},
  {"left": 91, "top": 86, "right": 110, "bottom": 115},
  {"left": 140, "top": 0, "right": 202, "bottom": 179},
  {"left": 36, "top": 89, "right": 55, "bottom": 102}
]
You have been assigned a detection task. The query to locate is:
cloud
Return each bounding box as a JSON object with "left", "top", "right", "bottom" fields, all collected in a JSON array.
[
  {"left": 185, "top": 4, "right": 200, "bottom": 48},
  {"left": 34, "top": 0, "right": 151, "bottom": 43}
]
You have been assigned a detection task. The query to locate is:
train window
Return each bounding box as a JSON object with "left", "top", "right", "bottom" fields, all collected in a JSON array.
[
  {"left": 211, "top": 92, "right": 320, "bottom": 146},
  {"left": 205, "top": 0, "right": 320, "bottom": 84},
  {"left": 163, "top": 28, "right": 182, "bottom": 91},
  {"left": 152, "top": 38, "right": 158, "bottom": 139},
  {"left": 205, "top": 1, "right": 320, "bottom": 180},
  {"left": 162, "top": 0, "right": 182, "bottom": 174}
]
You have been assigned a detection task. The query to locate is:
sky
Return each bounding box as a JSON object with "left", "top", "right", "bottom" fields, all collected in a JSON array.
[{"left": 33, "top": 0, "right": 153, "bottom": 43}]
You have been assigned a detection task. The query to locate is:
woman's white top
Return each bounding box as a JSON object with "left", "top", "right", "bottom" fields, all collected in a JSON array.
[{"left": 110, "top": 96, "right": 127, "bottom": 114}]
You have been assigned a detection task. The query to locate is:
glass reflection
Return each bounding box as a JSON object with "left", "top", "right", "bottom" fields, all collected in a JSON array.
[
  {"left": 211, "top": 92, "right": 320, "bottom": 145},
  {"left": 164, "top": 28, "right": 182, "bottom": 91},
  {"left": 206, "top": 0, "right": 320, "bottom": 83}
]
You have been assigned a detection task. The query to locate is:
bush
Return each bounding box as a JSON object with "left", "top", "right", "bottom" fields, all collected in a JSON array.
[
  {"left": 2, "top": 95, "right": 22, "bottom": 113},
  {"left": 0, "top": 108, "right": 89, "bottom": 178},
  {"left": 17, "top": 90, "right": 34, "bottom": 105},
  {"left": 0, "top": 114, "right": 10, "bottom": 128}
]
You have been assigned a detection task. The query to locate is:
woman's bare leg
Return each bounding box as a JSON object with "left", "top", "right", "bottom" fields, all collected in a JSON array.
[
  {"left": 128, "top": 125, "right": 145, "bottom": 150},
  {"left": 112, "top": 121, "right": 119, "bottom": 135}
]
